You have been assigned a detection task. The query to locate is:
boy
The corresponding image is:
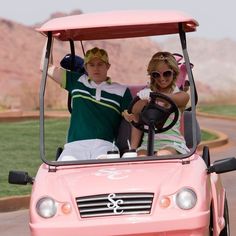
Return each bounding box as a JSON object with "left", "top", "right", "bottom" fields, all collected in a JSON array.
[{"left": 44, "top": 47, "right": 132, "bottom": 160}]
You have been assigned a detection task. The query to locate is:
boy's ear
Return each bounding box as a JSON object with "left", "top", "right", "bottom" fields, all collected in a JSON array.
[{"left": 84, "top": 64, "right": 88, "bottom": 73}]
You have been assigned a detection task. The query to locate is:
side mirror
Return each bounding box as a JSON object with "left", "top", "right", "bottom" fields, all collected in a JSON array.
[
  {"left": 208, "top": 157, "right": 236, "bottom": 174},
  {"left": 8, "top": 170, "right": 34, "bottom": 185}
]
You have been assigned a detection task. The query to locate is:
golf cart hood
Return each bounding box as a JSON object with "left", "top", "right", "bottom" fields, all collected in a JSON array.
[{"left": 34, "top": 155, "right": 205, "bottom": 199}]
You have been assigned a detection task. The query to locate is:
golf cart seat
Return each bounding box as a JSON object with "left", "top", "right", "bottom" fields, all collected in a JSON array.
[
  {"left": 182, "top": 110, "right": 201, "bottom": 148},
  {"left": 115, "top": 85, "right": 145, "bottom": 155}
]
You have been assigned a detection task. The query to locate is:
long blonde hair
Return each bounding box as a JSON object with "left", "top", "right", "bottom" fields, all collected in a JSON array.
[{"left": 147, "top": 52, "right": 179, "bottom": 92}]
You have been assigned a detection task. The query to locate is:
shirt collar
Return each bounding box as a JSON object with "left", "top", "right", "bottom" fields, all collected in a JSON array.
[{"left": 88, "top": 76, "right": 112, "bottom": 85}]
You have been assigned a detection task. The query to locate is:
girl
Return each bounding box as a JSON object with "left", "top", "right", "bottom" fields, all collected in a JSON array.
[{"left": 123, "top": 52, "right": 190, "bottom": 156}]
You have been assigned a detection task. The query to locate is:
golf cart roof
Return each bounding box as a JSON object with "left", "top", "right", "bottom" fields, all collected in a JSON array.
[{"left": 37, "top": 10, "right": 199, "bottom": 41}]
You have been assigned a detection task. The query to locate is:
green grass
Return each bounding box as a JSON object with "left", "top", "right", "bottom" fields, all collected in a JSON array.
[
  {"left": 0, "top": 118, "right": 69, "bottom": 197},
  {"left": 201, "top": 130, "right": 218, "bottom": 141},
  {"left": 0, "top": 118, "right": 217, "bottom": 198},
  {"left": 198, "top": 104, "right": 236, "bottom": 117}
]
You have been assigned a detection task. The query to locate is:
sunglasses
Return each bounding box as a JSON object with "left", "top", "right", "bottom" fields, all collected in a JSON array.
[{"left": 150, "top": 70, "right": 173, "bottom": 79}]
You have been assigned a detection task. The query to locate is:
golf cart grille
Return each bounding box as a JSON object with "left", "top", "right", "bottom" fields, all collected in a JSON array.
[{"left": 76, "top": 192, "right": 154, "bottom": 218}]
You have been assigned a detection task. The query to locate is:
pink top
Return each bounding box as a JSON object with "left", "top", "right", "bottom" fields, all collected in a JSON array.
[{"left": 36, "top": 10, "right": 199, "bottom": 41}]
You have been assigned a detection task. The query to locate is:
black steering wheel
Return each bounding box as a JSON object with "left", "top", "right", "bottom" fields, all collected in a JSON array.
[{"left": 128, "top": 92, "right": 179, "bottom": 133}]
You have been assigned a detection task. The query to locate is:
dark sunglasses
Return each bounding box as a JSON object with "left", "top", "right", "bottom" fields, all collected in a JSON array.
[{"left": 150, "top": 70, "right": 173, "bottom": 79}]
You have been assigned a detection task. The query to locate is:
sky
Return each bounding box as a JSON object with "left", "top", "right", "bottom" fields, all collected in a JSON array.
[{"left": 0, "top": 0, "right": 236, "bottom": 41}]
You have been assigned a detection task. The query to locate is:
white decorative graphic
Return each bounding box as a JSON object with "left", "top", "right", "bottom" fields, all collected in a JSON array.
[
  {"left": 107, "top": 193, "right": 124, "bottom": 214},
  {"left": 95, "top": 168, "right": 131, "bottom": 180}
]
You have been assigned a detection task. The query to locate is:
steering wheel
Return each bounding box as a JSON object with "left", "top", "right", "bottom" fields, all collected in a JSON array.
[{"left": 128, "top": 92, "right": 179, "bottom": 133}]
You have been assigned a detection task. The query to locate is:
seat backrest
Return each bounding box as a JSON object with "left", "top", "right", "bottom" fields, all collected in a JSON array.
[
  {"left": 183, "top": 110, "right": 201, "bottom": 148},
  {"left": 115, "top": 85, "right": 144, "bottom": 154},
  {"left": 115, "top": 118, "right": 132, "bottom": 155}
]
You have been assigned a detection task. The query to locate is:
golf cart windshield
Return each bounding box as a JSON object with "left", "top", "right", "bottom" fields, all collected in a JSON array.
[{"left": 37, "top": 10, "right": 199, "bottom": 166}]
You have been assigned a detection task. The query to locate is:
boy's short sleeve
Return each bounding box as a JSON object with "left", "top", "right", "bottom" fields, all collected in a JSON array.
[{"left": 120, "top": 88, "right": 133, "bottom": 112}]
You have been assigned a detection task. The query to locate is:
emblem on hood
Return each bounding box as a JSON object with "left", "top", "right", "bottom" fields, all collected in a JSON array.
[{"left": 107, "top": 193, "right": 124, "bottom": 214}]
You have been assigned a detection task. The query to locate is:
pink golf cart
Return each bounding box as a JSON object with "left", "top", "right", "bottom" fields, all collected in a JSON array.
[{"left": 9, "top": 10, "right": 236, "bottom": 236}]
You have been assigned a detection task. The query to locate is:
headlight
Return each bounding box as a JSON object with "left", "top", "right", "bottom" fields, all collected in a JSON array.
[
  {"left": 36, "top": 197, "right": 57, "bottom": 218},
  {"left": 175, "top": 188, "right": 197, "bottom": 210}
]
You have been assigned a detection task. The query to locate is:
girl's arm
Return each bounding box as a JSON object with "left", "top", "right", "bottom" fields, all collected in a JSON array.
[
  {"left": 165, "top": 91, "right": 189, "bottom": 110},
  {"left": 131, "top": 126, "right": 143, "bottom": 149}
]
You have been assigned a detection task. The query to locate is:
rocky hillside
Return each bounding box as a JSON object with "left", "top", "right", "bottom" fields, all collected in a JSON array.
[
  {"left": 160, "top": 37, "right": 236, "bottom": 103},
  {"left": 0, "top": 11, "right": 236, "bottom": 110}
]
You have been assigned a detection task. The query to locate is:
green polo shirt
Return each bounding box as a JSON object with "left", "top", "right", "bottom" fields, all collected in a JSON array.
[{"left": 61, "top": 71, "right": 132, "bottom": 143}]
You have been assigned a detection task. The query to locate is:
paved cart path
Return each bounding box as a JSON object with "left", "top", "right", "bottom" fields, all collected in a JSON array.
[{"left": 198, "top": 116, "right": 236, "bottom": 235}]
